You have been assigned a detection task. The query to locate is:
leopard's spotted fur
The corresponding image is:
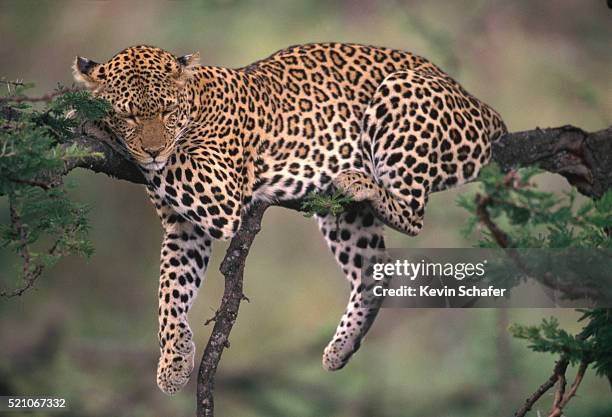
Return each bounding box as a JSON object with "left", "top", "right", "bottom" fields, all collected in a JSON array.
[{"left": 73, "top": 42, "right": 507, "bottom": 394}]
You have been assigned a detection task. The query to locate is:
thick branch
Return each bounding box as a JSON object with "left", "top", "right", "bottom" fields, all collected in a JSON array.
[
  {"left": 195, "top": 201, "right": 269, "bottom": 417},
  {"left": 64, "top": 124, "right": 146, "bottom": 184},
  {"left": 68, "top": 124, "right": 612, "bottom": 199},
  {"left": 492, "top": 125, "right": 612, "bottom": 198}
]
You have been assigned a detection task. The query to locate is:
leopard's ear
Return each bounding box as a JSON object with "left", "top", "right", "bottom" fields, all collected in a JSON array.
[
  {"left": 174, "top": 52, "right": 200, "bottom": 86},
  {"left": 72, "top": 56, "right": 102, "bottom": 90},
  {"left": 177, "top": 52, "right": 200, "bottom": 70}
]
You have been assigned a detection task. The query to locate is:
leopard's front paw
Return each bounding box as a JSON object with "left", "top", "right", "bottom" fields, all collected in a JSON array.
[
  {"left": 156, "top": 324, "right": 196, "bottom": 395},
  {"left": 333, "top": 171, "right": 378, "bottom": 202},
  {"left": 322, "top": 333, "right": 356, "bottom": 371}
]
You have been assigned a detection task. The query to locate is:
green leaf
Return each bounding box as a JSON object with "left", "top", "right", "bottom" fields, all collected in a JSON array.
[{"left": 301, "top": 191, "right": 354, "bottom": 217}]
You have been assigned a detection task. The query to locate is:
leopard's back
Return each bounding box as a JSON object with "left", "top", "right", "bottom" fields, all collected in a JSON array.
[{"left": 238, "top": 43, "right": 460, "bottom": 202}]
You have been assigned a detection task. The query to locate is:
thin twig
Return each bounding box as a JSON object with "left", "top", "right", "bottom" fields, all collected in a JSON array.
[
  {"left": 0, "top": 198, "right": 44, "bottom": 297},
  {"left": 551, "top": 372, "right": 566, "bottom": 410},
  {"left": 0, "top": 86, "right": 83, "bottom": 104},
  {"left": 514, "top": 358, "right": 570, "bottom": 417},
  {"left": 476, "top": 192, "right": 596, "bottom": 416},
  {"left": 0, "top": 196, "right": 67, "bottom": 298},
  {"left": 1, "top": 78, "right": 24, "bottom": 95},
  {"left": 475, "top": 192, "right": 602, "bottom": 300},
  {"left": 475, "top": 193, "right": 512, "bottom": 248},
  {"left": 548, "top": 359, "right": 590, "bottom": 417},
  {"left": 514, "top": 331, "right": 591, "bottom": 417},
  {"left": 7, "top": 177, "right": 54, "bottom": 190}
]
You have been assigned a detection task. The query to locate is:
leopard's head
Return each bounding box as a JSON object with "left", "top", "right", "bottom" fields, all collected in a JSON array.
[{"left": 73, "top": 45, "right": 199, "bottom": 170}]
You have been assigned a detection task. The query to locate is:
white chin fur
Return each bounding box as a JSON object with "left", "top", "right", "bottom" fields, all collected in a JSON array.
[{"left": 142, "top": 161, "right": 167, "bottom": 171}]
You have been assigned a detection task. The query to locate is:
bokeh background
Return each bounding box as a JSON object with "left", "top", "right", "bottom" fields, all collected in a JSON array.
[{"left": 1, "top": 1, "right": 611, "bottom": 416}]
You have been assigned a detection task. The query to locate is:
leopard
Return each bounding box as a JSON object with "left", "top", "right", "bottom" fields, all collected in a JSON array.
[{"left": 72, "top": 42, "right": 507, "bottom": 395}]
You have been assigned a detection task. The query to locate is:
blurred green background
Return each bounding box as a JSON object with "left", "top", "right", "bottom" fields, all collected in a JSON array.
[{"left": 0, "top": 1, "right": 611, "bottom": 416}]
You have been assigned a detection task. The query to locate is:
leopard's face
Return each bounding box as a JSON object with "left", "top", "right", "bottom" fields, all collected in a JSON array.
[{"left": 72, "top": 45, "right": 199, "bottom": 170}]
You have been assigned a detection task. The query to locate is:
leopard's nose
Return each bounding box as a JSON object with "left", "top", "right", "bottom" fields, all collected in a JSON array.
[{"left": 145, "top": 146, "right": 164, "bottom": 158}]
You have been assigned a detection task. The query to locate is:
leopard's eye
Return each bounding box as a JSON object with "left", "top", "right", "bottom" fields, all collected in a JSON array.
[
  {"left": 161, "top": 109, "right": 178, "bottom": 126},
  {"left": 161, "top": 105, "right": 178, "bottom": 117},
  {"left": 123, "top": 115, "right": 138, "bottom": 126}
]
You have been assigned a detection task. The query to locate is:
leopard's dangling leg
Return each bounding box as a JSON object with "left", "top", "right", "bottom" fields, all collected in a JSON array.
[
  {"left": 335, "top": 68, "right": 506, "bottom": 235},
  {"left": 316, "top": 206, "right": 388, "bottom": 370},
  {"left": 148, "top": 188, "right": 212, "bottom": 395}
]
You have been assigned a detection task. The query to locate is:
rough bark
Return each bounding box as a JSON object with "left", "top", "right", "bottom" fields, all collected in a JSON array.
[
  {"left": 195, "top": 201, "right": 269, "bottom": 417},
  {"left": 491, "top": 125, "right": 612, "bottom": 198},
  {"left": 68, "top": 124, "right": 612, "bottom": 199}
]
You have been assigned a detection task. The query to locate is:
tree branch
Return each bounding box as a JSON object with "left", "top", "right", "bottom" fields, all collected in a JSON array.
[
  {"left": 513, "top": 329, "right": 591, "bottom": 417},
  {"left": 548, "top": 359, "right": 589, "bottom": 417},
  {"left": 514, "top": 357, "right": 571, "bottom": 417},
  {"left": 66, "top": 123, "right": 612, "bottom": 199},
  {"left": 0, "top": 86, "right": 83, "bottom": 104},
  {"left": 63, "top": 124, "right": 146, "bottom": 184},
  {"left": 196, "top": 201, "right": 269, "bottom": 417},
  {"left": 474, "top": 191, "right": 605, "bottom": 301},
  {"left": 0, "top": 198, "right": 45, "bottom": 297},
  {"left": 491, "top": 125, "right": 612, "bottom": 199}
]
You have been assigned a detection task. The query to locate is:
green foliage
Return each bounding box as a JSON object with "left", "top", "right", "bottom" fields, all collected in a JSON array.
[
  {"left": 510, "top": 316, "right": 589, "bottom": 366},
  {"left": 458, "top": 163, "right": 612, "bottom": 248},
  {"left": 301, "top": 190, "right": 353, "bottom": 218},
  {"left": 510, "top": 310, "right": 612, "bottom": 379},
  {"left": 578, "top": 309, "right": 612, "bottom": 378},
  {"left": 34, "top": 88, "right": 112, "bottom": 140},
  {"left": 0, "top": 85, "right": 109, "bottom": 289},
  {"left": 460, "top": 163, "right": 612, "bottom": 389},
  {"left": 0, "top": 187, "right": 93, "bottom": 258}
]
